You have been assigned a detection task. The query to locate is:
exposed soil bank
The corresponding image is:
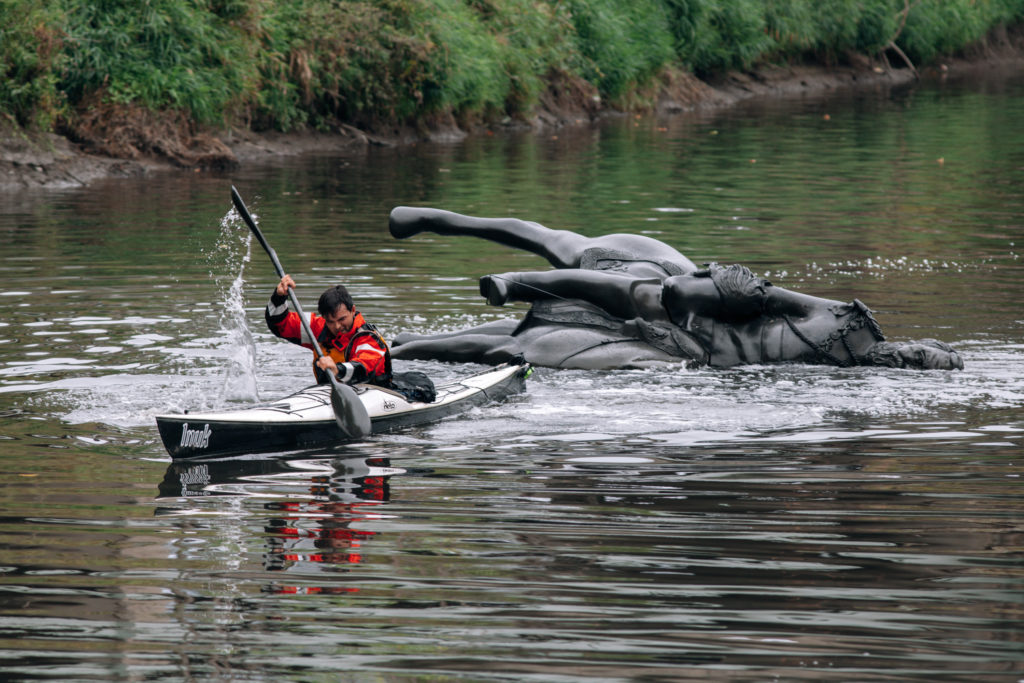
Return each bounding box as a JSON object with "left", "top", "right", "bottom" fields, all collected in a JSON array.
[{"left": 2, "top": 45, "right": 1021, "bottom": 192}]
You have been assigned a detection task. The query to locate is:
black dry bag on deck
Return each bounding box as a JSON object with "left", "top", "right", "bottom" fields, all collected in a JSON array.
[{"left": 391, "top": 371, "right": 437, "bottom": 403}]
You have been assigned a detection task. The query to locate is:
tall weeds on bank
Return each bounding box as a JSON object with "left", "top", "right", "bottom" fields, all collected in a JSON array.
[
  {"left": 59, "top": 0, "right": 253, "bottom": 125},
  {"left": 0, "top": 0, "right": 65, "bottom": 129},
  {"left": 2, "top": 0, "right": 1023, "bottom": 141}
]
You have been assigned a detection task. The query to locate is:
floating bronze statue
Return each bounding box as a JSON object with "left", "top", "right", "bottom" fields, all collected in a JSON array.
[{"left": 388, "top": 208, "right": 963, "bottom": 371}]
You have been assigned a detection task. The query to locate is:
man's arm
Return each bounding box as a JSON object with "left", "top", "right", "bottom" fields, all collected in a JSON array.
[
  {"left": 316, "top": 332, "right": 388, "bottom": 384},
  {"left": 266, "top": 274, "right": 320, "bottom": 349}
]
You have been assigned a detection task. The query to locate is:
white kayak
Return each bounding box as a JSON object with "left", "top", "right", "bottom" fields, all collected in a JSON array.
[{"left": 156, "top": 361, "right": 532, "bottom": 459}]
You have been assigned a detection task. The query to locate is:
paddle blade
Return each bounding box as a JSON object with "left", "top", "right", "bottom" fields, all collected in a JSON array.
[{"left": 330, "top": 381, "right": 372, "bottom": 439}]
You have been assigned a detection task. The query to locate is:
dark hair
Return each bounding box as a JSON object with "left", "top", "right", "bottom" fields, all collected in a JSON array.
[{"left": 318, "top": 285, "right": 354, "bottom": 316}]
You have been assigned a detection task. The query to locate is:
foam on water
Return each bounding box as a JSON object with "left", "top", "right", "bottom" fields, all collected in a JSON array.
[
  {"left": 36, "top": 303, "right": 1021, "bottom": 445},
  {"left": 386, "top": 335, "right": 1024, "bottom": 450}
]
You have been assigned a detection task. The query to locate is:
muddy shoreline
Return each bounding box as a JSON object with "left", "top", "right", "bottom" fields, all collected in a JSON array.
[{"left": 2, "top": 48, "right": 1021, "bottom": 192}]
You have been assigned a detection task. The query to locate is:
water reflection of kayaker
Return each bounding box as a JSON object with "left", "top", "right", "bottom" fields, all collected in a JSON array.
[
  {"left": 157, "top": 456, "right": 396, "bottom": 595},
  {"left": 266, "top": 274, "right": 392, "bottom": 386},
  {"left": 264, "top": 500, "right": 380, "bottom": 569},
  {"left": 263, "top": 458, "right": 393, "bottom": 595},
  {"left": 389, "top": 208, "right": 963, "bottom": 371}
]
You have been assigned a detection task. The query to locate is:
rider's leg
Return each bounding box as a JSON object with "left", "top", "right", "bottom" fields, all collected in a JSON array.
[
  {"left": 480, "top": 270, "right": 653, "bottom": 320},
  {"left": 389, "top": 207, "right": 591, "bottom": 269}
]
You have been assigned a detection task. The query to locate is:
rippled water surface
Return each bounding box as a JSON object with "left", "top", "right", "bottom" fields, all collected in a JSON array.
[{"left": 1, "top": 69, "right": 1022, "bottom": 680}]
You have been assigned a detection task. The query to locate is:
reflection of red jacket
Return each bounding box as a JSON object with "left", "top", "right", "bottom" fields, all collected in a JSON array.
[{"left": 266, "top": 291, "right": 391, "bottom": 385}]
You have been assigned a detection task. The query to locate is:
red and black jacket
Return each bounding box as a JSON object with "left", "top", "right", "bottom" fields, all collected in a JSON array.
[{"left": 266, "top": 290, "right": 392, "bottom": 386}]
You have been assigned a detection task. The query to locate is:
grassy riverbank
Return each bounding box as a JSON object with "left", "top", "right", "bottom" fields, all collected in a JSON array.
[{"left": 2, "top": 0, "right": 1023, "bottom": 172}]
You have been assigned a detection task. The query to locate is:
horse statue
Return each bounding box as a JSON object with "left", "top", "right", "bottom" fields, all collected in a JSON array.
[{"left": 388, "top": 207, "right": 963, "bottom": 371}]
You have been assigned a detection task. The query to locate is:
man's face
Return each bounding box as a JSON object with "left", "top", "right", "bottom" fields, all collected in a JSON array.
[
  {"left": 898, "top": 342, "right": 964, "bottom": 370},
  {"left": 324, "top": 304, "right": 356, "bottom": 336}
]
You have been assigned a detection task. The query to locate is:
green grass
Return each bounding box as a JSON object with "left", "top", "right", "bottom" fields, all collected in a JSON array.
[
  {"left": 2, "top": 0, "right": 1022, "bottom": 141},
  {"left": 0, "top": 0, "right": 66, "bottom": 128}
]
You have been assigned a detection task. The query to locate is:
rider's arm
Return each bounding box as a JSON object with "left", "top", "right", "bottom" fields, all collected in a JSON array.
[
  {"left": 315, "top": 333, "right": 388, "bottom": 384},
  {"left": 266, "top": 276, "right": 320, "bottom": 349}
]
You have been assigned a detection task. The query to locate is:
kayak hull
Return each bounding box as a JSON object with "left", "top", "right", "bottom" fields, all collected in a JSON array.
[{"left": 156, "top": 362, "right": 531, "bottom": 459}]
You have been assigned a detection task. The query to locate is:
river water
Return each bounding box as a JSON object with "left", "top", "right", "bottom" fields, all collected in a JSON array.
[{"left": 1, "top": 68, "right": 1022, "bottom": 680}]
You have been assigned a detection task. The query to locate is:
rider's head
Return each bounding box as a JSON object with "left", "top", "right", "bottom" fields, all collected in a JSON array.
[{"left": 864, "top": 339, "right": 964, "bottom": 370}]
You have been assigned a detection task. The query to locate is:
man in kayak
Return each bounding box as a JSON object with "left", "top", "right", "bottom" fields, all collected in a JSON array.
[
  {"left": 388, "top": 207, "right": 964, "bottom": 371},
  {"left": 266, "top": 274, "right": 392, "bottom": 385}
]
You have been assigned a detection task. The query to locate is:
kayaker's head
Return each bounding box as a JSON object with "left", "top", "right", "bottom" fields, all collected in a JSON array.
[{"left": 319, "top": 285, "right": 357, "bottom": 335}]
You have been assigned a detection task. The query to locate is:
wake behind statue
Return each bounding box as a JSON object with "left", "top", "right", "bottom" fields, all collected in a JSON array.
[{"left": 388, "top": 207, "right": 963, "bottom": 372}]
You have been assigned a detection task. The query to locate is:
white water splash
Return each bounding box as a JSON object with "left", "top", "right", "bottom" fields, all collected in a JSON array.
[
  {"left": 766, "top": 255, "right": 989, "bottom": 281},
  {"left": 211, "top": 208, "right": 259, "bottom": 403}
]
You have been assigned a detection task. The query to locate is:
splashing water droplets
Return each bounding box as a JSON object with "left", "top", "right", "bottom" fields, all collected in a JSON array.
[{"left": 211, "top": 209, "right": 259, "bottom": 402}]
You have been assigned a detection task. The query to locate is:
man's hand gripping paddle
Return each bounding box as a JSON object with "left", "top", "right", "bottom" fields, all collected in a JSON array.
[{"left": 230, "top": 186, "right": 371, "bottom": 440}]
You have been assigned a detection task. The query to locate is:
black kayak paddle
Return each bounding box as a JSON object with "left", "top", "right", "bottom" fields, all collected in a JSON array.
[{"left": 229, "top": 185, "right": 372, "bottom": 440}]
